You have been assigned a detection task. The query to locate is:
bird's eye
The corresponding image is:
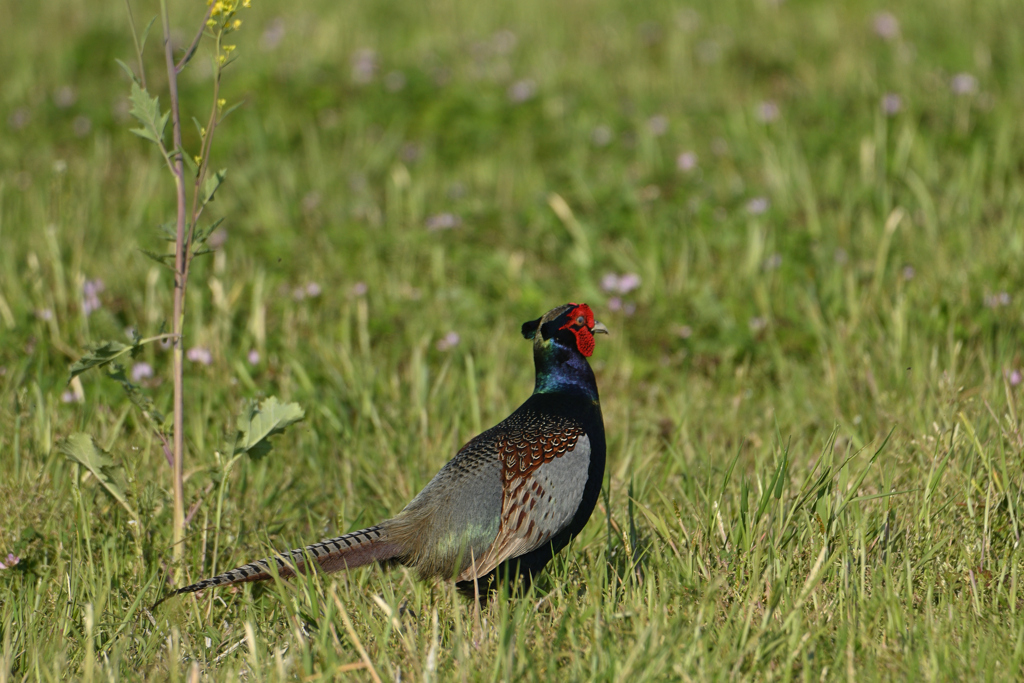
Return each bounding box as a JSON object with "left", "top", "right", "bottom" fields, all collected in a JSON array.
[{"left": 576, "top": 316, "right": 586, "bottom": 325}]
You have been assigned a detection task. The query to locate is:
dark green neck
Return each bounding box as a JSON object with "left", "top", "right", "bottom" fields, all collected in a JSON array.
[{"left": 532, "top": 340, "right": 600, "bottom": 403}]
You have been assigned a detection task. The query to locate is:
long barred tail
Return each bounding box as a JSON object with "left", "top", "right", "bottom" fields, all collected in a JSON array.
[{"left": 153, "top": 524, "right": 401, "bottom": 608}]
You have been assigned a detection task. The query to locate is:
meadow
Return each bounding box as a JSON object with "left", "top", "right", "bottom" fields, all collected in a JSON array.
[{"left": 2, "top": 0, "right": 1024, "bottom": 679}]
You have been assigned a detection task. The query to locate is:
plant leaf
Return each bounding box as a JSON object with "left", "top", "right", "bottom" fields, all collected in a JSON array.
[
  {"left": 219, "top": 100, "right": 244, "bottom": 123},
  {"left": 59, "top": 433, "right": 137, "bottom": 518},
  {"left": 69, "top": 340, "right": 139, "bottom": 382},
  {"left": 115, "top": 58, "right": 139, "bottom": 84},
  {"left": 233, "top": 397, "right": 305, "bottom": 460},
  {"left": 139, "top": 248, "right": 175, "bottom": 269},
  {"left": 128, "top": 82, "right": 166, "bottom": 146},
  {"left": 202, "top": 168, "right": 227, "bottom": 205},
  {"left": 139, "top": 15, "right": 157, "bottom": 54}
]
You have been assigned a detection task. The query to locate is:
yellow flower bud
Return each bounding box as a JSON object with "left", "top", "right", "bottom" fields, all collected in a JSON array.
[
  {"left": 224, "top": 45, "right": 236, "bottom": 52},
  {"left": 194, "top": 155, "right": 202, "bottom": 166},
  {"left": 217, "top": 99, "right": 227, "bottom": 109},
  {"left": 233, "top": 19, "right": 242, "bottom": 29}
]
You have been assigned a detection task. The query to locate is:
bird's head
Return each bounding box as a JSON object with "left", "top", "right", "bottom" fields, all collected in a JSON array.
[{"left": 520, "top": 303, "right": 609, "bottom": 358}]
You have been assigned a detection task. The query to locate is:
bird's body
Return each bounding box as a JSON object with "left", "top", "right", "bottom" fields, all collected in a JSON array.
[{"left": 160, "top": 303, "right": 607, "bottom": 604}]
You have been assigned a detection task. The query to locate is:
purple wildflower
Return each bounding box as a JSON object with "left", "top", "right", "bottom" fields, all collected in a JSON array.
[
  {"left": 985, "top": 292, "right": 1011, "bottom": 309},
  {"left": 261, "top": 18, "right": 286, "bottom": 51},
  {"left": 131, "top": 362, "right": 154, "bottom": 382},
  {"left": 951, "top": 73, "right": 977, "bottom": 96},
  {"left": 305, "top": 282, "right": 322, "bottom": 298},
  {"left": 872, "top": 12, "right": 899, "bottom": 40},
  {"left": 676, "top": 151, "right": 698, "bottom": 172},
  {"left": 186, "top": 347, "right": 212, "bottom": 365},
  {"left": 756, "top": 101, "right": 779, "bottom": 123},
  {"left": 247, "top": 349, "right": 260, "bottom": 365},
  {"left": 0, "top": 553, "right": 21, "bottom": 570},
  {"left": 425, "top": 213, "right": 462, "bottom": 231},
  {"left": 507, "top": 79, "right": 536, "bottom": 104},
  {"left": 351, "top": 49, "right": 377, "bottom": 84},
  {"left": 61, "top": 390, "right": 81, "bottom": 404},
  {"left": 1009, "top": 370, "right": 1022, "bottom": 387},
  {"left": 747, "top": 197, "right": 770, "bottom": 215},
  {"left": 82, "top": 279, "right": 105, "bottom": 316},
  {"left": 436, "top": 331, "right": 460, "bottom": 351},
  {"left": 607, "top": 297, "right": 622, "bottom": 312},
  {"left": 601, "top": 273, "right": 642, "bottom": 295},
  {"left": 881, "top": 93, "right": 902, "bottom": 116},
  {"left": 351, "top": 282, "right": 368, "bottom": 297}
]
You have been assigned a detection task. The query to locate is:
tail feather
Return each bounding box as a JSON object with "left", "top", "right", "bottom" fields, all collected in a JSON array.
[{"left": 153, "top": 524, "right": 400, "bottom": 608}]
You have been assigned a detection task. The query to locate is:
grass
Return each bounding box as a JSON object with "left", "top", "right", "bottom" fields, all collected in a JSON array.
[{"left": 2, "top": 0, "right": 1024, "bottom": 679}]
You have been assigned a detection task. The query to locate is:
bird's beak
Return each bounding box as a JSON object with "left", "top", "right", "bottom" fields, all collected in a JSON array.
[{"left": 592, "top": 321, "right": 609, "bottom": 335}]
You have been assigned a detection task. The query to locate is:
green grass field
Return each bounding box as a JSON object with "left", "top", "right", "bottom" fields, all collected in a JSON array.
[{"left": 2, "top": 0, "right": 1024, "bottom": 679}]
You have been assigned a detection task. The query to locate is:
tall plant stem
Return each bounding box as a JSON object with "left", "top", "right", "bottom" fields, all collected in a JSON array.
[{"left": 160, "top": 0, "right": 188, "bottom": 579}]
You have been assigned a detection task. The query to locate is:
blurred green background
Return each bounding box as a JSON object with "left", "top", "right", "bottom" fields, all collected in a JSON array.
[{"left": 1, "top": 0, "right": 1023, "bottom": 679}]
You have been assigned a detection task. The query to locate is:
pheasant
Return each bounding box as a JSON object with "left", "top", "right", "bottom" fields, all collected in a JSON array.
[{"left": 157, "top": 303, "right": 608, "bottom": 605}]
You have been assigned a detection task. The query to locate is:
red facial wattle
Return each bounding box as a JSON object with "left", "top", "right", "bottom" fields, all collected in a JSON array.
[{"left": 559, "top": 303, "right": 597, "bottom": 357}]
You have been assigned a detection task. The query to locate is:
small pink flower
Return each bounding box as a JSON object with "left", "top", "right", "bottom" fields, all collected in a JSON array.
[
  {"left": 756, "top": 101, "right": 779, "bottom": 123},
  {"left": 747, "top": 197, "right": 770, "bottom": 215},
  {"left": 351, "top": 282, "right": 368, "bottom": 297},
  {"left": 305, "top": 282, "right": 322, "bottom": 298},
  {"left": 881, "top": 93, "right": 902, "bottom": 116},
  {"left": 676, "top": 151, "right": 698, "bottom": 172},
  {"left": 425, "top": 213, "right": 462, "bottom": 231},
  {"left": 351, "top": 49, "right": 377, "bottom": 84},
  {"left": 951, "top": 73, "right": 977, "bottom": 96},
  {"left": 82, "top": 279, "right": 105, "bottom": 316},
  {"left": 247, "top": 349, "right": 260, "bottom": 365},
  {"left": 186, "top": 347, "right": 212, "bottom": 365},
  {"left": 617, "top": 273, "right": 641, "bottom": 294},
  {"left": 507, "top": 79, "right": 536, "bottom": 103},
  {"left": 0, "top": 553, "right": 21, "bottom": 570},
  {"left": 1009, "top": 370, "right": 1022, "bottom": 387},
  {"left": 131, "top": 362, "right": 154, "bottom": 382},
  {"left": 436, "top": 331, "right": 460, "bottom": 351},
  {"left": 872, "top": 12, "right": 899, "bottom": 40},
  {"left": 607, "top": 297, "right": 622, "bottom": 312},
  {"left": 61, "top": 391, "right": 81, "bottom": 404}
]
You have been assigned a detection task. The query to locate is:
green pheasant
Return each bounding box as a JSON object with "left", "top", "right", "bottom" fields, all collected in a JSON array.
[{"left": 159, "top": 303, "right": 607, "bottom": 603}]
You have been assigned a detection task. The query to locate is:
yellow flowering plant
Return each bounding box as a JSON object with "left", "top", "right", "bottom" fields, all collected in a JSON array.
[{"left": 70, "top": 0, "right": 304, "bottom": 589}]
